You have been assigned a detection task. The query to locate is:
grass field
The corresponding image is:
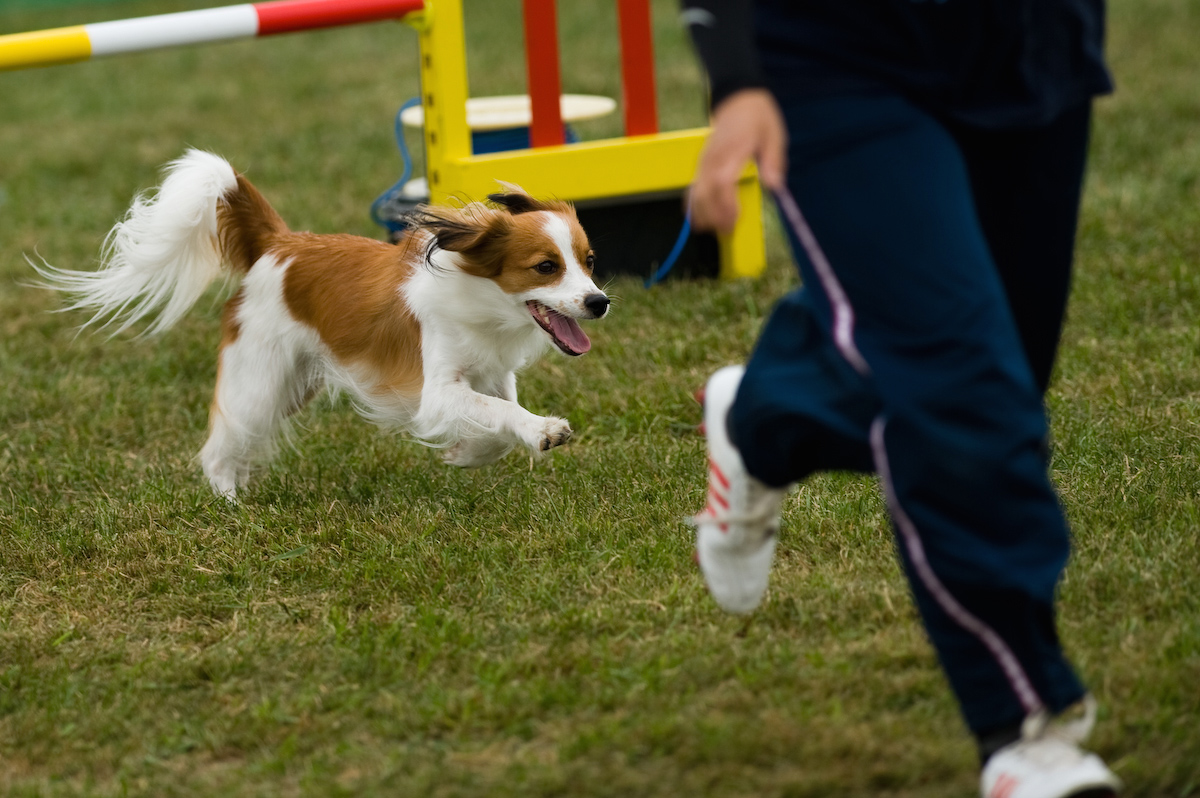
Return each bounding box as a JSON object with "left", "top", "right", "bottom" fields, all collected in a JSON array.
[{"left": 2, "top": 0, "right": 1199, "bottom": 795}]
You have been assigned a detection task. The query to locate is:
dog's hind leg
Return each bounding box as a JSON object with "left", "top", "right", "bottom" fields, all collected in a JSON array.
[
  {"left": 442, "top": 437, "right": 515, "bottom": 468},
  {"left": 200, "top": 329, "right": 315, "bottom": 500},
  {"left": 201, "top": 409, "right": 250, "bottom": 500}
]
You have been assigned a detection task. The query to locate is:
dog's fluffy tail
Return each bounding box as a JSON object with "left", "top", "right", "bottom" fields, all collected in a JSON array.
[{"left": 31, "top": 148, "right": 287, "bottom": 336}]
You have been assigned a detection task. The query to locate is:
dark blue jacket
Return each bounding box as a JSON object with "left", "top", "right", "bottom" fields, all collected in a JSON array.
[{"left": 684, "top": 0, "right": 1112, "bottom": 127}]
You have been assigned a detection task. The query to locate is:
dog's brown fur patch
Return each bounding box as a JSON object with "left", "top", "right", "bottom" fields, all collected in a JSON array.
[
  {"left": 216, "top": 176, "right": 288, "bottom": 273},
  {"left": 279, "top": 233, "right": 425, "bottom": 398}
]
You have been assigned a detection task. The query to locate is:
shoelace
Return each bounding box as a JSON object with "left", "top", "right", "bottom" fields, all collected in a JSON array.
[
  {"left": 993, "top": 694, "right": 1102, "bottom": 772},
  {"left": 1020, "top": 694, "right": 1098, "bottom": 746},
  {"left": 687, "top": 506, "right": 778, "bottom": 528},
  {"left": 688, "top": 488, "right": 783, "bottom": 532},
  {"left": 984, "top": 700, "right": 1109, "bottom": 798}
]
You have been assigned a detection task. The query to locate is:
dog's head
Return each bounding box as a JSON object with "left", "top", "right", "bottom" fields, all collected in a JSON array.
[{"left": 407, "top": 187, "right": 608, "bottom": 356}]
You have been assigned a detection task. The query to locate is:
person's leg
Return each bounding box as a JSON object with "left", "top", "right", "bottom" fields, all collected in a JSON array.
[
  {"left": 728, "top": 286, "right": 876, "bottom": 486},
  {"left": 943, "top": 104, "right": 1094, "bottom": 394},
  {"left": 730, "top": 92, "right": 1086, "bottom": 736}
]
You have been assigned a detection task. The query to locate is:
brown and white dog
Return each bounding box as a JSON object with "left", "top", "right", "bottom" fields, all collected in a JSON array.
[{"left": 34, "top": 149, "right": 609, "bottom": 499}]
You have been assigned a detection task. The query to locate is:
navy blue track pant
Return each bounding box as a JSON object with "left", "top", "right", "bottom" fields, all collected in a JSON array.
[{"left": 729, "top": 93, "right": 1093, "bottom": 737}]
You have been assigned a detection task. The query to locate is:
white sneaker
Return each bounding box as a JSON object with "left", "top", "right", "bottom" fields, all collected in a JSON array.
[
  {"left": 981, "top": 697, "right": 1121, "bottom": 798},
  {"left": 691, "top": 366, "right": 787, "bottom": 614}
]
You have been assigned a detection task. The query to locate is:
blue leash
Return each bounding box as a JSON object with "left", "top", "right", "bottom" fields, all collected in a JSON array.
[
  {"left": 370, "top": 96, "right": 423, "bottom": 233},
  {"left": 645, "top": 210, "right": 691, "bottom": 287}
]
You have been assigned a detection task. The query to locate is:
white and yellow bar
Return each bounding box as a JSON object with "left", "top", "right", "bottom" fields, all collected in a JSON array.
[
  {"left": 0, "top": 0, "right": 424, "bottom": 72},
  {"left": 87, "top": 6, "right": 259, "bottom": 59}
]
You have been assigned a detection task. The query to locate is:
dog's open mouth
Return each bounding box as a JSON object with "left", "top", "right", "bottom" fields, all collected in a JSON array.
[{"left": 527, "top": 301, "right": 591, "bottom": 356}]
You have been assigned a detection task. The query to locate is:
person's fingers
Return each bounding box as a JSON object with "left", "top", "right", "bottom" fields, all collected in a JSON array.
[
  {"left": 690, "top": 159, "right": 741, "bottom": 234},
  {"left": 757, "top": 122, "right": 787, "bottom": 192},
  {"left": 706, "top": 180, "right": 739, "bottom": 234},
  {"left": 690, "top": 89, "right": 787, "bottom": 233},
  {"left": 749, "top": 97, "right": 788, "bottom": 193}
]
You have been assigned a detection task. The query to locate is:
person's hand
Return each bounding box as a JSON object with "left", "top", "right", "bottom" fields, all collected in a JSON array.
[{"left": 689, "top": 88, "right": 787, "bottom": 235}]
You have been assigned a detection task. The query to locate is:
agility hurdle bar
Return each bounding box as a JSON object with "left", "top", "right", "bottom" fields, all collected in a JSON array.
[{"left": 0, "top": 0, "right": 424, "bottom": 72}]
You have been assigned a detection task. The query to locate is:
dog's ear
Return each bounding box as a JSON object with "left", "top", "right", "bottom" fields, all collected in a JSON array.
[
  {"left": 494, "top": 180, "right": 528, "bottom": 196},
  {"left": 487, "top": 181, "right": 572, "bottom": 216},
  {"left": 489, "top": 187, "right": 578, "bottom": 220},
  {"left": 428, "top": 215, "right": 495, "bottom": 254},
  {"left": 408, "top": 205, "right": 512, "bottom": 277},
  {"left": 487, "top": 191, "right": 541, "bottom": 215}
]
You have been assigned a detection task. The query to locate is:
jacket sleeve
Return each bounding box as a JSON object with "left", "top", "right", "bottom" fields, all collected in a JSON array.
[{"left": 681, "top": 0, "right": 767, "bottom": 109}]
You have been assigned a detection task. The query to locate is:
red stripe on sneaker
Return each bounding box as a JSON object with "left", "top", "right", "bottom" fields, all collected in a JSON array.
[
  {"left": 708, "top": 458, "right": 730, "bottom": 490},
  {"left": 709, "top": 490, "right": 728, "bottom": 511},
  {"left": 989, "top": 773, "right": 1019, "bottom": 798}
]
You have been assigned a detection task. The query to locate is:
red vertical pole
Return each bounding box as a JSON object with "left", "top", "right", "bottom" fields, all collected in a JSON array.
[
  {"left": 522, "top": 0, "right": 565, "bottom": 147},
  {"left": 616, "top": 0, "right": 658, "bottom": 136}
]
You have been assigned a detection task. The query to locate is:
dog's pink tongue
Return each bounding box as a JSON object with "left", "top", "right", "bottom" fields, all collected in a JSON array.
[{"left": 548, "top": 309, "right": 591, "bottom": 355}]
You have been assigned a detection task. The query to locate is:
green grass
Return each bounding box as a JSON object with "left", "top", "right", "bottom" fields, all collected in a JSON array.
[{"left": 2, "top": 0, "right": 1199, "bottom": 795}]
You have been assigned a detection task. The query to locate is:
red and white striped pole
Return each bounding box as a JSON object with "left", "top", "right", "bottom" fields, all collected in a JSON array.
[{"left": 0, "top": 0, "right": 424, "bottom": 72}]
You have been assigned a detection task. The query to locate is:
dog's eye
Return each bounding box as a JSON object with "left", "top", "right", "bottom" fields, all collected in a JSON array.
[
  {"left": 534, "top": 260, "right": 558, "bottom": 275},
  {"left": 585, "top": 254, "right": 595, "bottom": 270}
]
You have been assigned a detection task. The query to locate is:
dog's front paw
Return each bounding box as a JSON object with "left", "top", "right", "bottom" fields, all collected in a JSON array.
[{"left": 537, "top": 417, "right": 572, "bottom": 452}]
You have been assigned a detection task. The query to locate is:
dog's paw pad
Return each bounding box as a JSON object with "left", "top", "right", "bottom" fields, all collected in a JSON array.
[{"left": 539, "top": 419, "right": 572, "bottom": 451}]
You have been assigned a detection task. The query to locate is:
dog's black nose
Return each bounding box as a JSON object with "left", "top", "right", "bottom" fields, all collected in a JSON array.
[{"left": 584, "top": 294, "right": 610, "bottom": 318}]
